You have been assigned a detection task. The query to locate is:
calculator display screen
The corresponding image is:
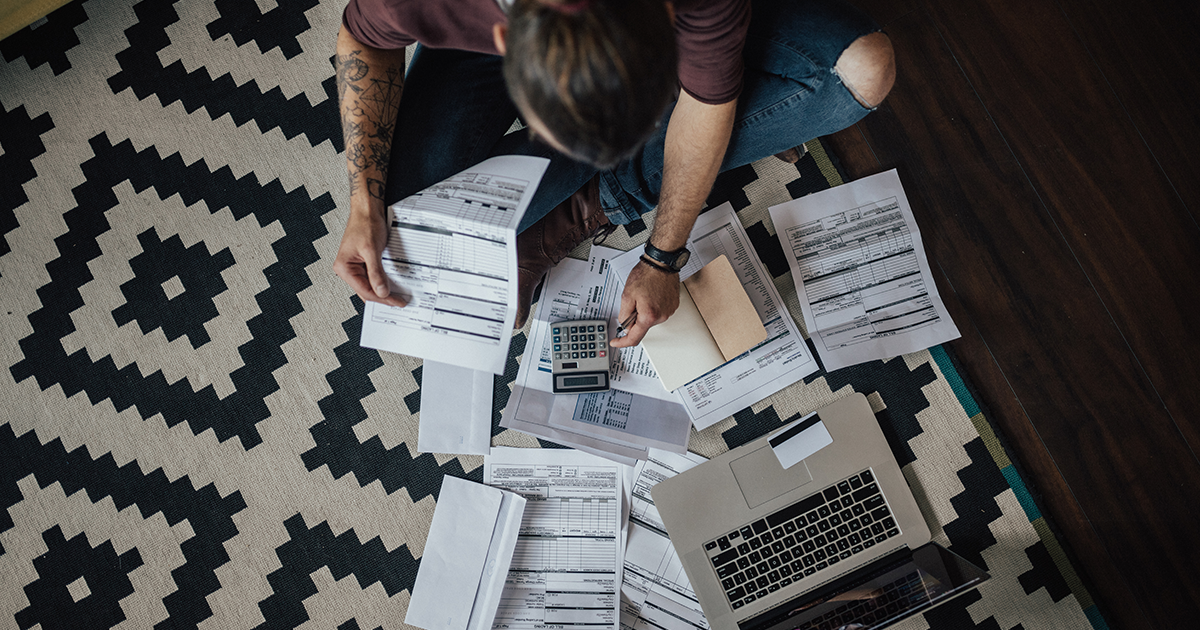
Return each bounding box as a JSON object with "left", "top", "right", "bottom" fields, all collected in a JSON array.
[{"left": 563, "top": 376, "right": 600, "bottom": 387}]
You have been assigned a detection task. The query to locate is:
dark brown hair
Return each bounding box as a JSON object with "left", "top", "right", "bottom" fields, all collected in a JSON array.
[{"left": 503, "top": 0, "right": 679, "bottom": 168}]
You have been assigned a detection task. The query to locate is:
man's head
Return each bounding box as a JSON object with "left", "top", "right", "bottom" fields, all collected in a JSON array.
[{"left": 495, "top": 0, "right": 678, "bottom": 168}]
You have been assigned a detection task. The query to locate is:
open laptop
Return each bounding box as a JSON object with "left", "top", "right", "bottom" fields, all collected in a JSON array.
[{"left": 651, "top": 393, "right": 989, "bottom": 630}]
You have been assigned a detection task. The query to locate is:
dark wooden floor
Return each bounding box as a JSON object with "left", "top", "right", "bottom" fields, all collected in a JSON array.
[{"left": 824, "top": 0, "right": 1200, "bottom": 627}]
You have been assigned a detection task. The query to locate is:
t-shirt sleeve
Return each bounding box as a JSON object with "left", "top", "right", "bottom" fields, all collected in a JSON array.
[
  {"left": 674, "top": 0, "right": 751, "bottom": 104},
  {"left": 343, "top": 0, "right": 417, "bottom": 50}
]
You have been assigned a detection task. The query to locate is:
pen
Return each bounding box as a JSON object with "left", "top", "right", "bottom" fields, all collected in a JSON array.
[{"left": 615, "top": 312, "right": 638, "bottom": 338}]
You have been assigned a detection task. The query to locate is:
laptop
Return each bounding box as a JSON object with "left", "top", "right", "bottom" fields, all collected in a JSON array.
[{"left": 651, "top": 394, "right": 989, "bottom": 630}]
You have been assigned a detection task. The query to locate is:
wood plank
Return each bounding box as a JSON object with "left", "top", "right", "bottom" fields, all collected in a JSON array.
[
  {"left": 824, "top": 129, "right": 1145, "bottom": 630},
  {"left": 916, "top": 3, "right": 1200, "bottom": 625},
  {"left": 924, "top": 0, "right": 1200, "bottom": 462},
  {"left": 826, "top": 3, "right": 1200, "bottom": 627},
  {"left": 1055, "top": 0, "right": 1200, "bottom": 219}
]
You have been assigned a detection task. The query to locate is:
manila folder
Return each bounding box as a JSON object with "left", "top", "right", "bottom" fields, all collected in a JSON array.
[{"left": 641, "top": 255, "right": 767, "bottom": 392}]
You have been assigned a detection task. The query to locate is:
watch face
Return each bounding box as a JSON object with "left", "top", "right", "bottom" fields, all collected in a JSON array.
[{"left": 673, "top": 249, "right": 690, "bottom": 270}]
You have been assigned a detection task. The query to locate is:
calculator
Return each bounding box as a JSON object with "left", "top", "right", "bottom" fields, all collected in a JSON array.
[{"left": 550, "top": 319, "right": 611, "bottom": 394}]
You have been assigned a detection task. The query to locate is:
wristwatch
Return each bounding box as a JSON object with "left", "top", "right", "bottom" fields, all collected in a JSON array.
[{"left": 642, "top": 242, "right": 691, "bottom": 272}]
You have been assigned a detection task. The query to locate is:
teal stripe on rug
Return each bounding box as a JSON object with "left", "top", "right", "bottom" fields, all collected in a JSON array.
[
  {"left": 929, "top": 345, "right": 980, "bottom": 417},
  {"left": 1001, "top": 465, "right": 1042, "bottom": 521},
  {"left": 1086, "top": 605, "right": 1111, "bottom": 630}
]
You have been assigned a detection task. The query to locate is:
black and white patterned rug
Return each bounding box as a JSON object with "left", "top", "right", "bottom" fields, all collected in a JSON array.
[{"left": 1, "top": 1, "right": 1108, "bottom": 628}]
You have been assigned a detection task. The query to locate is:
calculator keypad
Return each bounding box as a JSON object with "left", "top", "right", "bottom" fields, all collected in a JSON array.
[{"left": 552, "top": 324, "right": 607, "bottom": 360}]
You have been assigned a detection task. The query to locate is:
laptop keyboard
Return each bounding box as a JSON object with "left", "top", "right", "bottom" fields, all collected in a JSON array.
[
  {"left": 702, "top": 469, "right": 900, "bottom": 610},
  {"left": 793, "top": 571, "right": 927, "bottom": 630}
]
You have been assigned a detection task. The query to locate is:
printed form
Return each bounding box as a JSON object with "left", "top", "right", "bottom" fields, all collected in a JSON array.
[
  {"left": 621, "top": 450, "right": 710, "bottom": 630},
  {"left": 768, "top": 169, "right": 960, "bottom": 372},
  {"left": 609, "top": 203, "right": 820, "bottom": 430},
  {"left": 485, "top": 447, "right": 624, "bottom": 630},
  {"left": 360, "top": 156, "right": 549, "bottom": 375}
]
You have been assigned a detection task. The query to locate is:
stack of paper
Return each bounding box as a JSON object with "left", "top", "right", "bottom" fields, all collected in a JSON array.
[
  {"left": 605, "top": 202, "right": 821, "bottom": 430},
  {"left": 484, "top": 447, "right": 627, "bottom": 630}
]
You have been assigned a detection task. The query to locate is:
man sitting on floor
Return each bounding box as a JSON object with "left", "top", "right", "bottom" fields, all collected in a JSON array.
[{"left": 332, "top": 0, "right": 894, "bottom": 347}]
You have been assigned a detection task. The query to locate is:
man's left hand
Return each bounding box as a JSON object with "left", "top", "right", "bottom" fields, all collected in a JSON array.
[{"left": 609, "top": 261, "right": 681, "bottom": 348}]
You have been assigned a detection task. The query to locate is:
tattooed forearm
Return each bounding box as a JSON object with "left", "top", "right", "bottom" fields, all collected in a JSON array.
[{"left": 335, "top": 36, "right": 404, "bottom": 203}]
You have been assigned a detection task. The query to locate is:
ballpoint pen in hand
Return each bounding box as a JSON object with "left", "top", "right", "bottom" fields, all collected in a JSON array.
[{"left": 614, "top": 312, "right": 638, "bottom": 338}]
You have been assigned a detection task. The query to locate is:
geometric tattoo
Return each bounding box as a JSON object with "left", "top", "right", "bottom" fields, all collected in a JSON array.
[{"left": 336, "top": 48, "right": 404, "bottom": 201}]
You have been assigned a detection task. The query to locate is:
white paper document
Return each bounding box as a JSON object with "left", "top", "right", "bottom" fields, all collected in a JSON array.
[
  {"left": 621, "top": 450, "right": 710, "bottom": 630},
  {"left": 360, "top": 155, "right": 550, "bottom": 375},
  {"left": 609, "top": 203, "right": 820, "bottom": 430},
  {"left": 406, "top": 475, "right": 526, "bottom": 630},
  {"left": 418, "top": 361, "right": 493, "bottom": 455},
  {"left": 485, "top": 447, "right": 624, "bottom": 630},
  {"left": 768, "top": 169, "right": 960, "bottom": 372}
]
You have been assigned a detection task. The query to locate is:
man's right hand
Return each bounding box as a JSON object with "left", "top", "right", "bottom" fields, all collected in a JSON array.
[{"left": 333, "top": 206, "right": 407, "bottom": 308}]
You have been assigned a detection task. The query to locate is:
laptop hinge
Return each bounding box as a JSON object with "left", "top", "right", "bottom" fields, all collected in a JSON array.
[{"left": 737, "top": 546, "right": 913, "bottom": 630}]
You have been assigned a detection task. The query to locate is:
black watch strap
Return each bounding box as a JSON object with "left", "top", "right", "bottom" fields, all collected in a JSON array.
[
  {"left": 639, "top": 255, "right": 679, "bottom": 274},
  {"left": 643, "top": 242, "right": 690, "bottom": 271}
]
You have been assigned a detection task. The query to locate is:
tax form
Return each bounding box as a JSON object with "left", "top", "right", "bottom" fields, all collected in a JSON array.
[
  {"left": 768, "top": 169, "right": 960, "bottom": 372},
  {"left": 621, "top": 450, "right": 710, "bottom": 630},
  {"left": 485, "top": 447, "right": 624, "bottom": 630},
  {"left": 360, "top": 156, "right": 549, "bottom": 375},
  {"left": 608, "top": 203, "right": 820, "bottom": 430}
]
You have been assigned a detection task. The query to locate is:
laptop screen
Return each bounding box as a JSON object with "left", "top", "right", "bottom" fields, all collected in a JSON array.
[{"left": 739, "top": 543, "right": 988, "bottom": 630}]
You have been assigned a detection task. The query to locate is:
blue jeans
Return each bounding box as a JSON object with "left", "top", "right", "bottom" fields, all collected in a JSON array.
[{"left": 383, "top": 0, "right": 879, "bottom": 232}]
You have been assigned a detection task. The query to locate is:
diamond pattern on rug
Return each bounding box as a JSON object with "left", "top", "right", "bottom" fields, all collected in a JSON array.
[
  {"left": 111, "top": 228, "right": 236, "bottom": 348},
  {"left": 8, "top": 134, "right": 334, "bottom": 449},
  {"left": 14, "top": 526, "right": 143, "bottom": 630},
  {"left": 0, "top": 423, "right": 247, "bottom": 628},
  {"left": 108, "top": 0, "right": 340, "bottom": 148}
]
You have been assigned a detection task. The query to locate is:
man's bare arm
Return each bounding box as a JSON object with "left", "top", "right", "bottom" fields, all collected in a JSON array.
[
  {"left": 610, "top": 91, "right": 737, "bottom": 348},
  {"left": 332, "top": 25, "right": 408, "bottom": 307}
]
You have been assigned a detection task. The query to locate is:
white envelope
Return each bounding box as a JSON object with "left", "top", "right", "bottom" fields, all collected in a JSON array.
[
  {"left": 405, "top": 475, "right": 526, "bottom": 630},
  {"left": 419, "top": 362, "right": 493, "bottom": 456}
]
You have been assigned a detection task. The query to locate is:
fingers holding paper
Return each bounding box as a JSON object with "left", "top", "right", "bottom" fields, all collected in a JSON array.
[
  {"left": 333, "top": 208, "right": 408, "bottom": 308},
  {"left": 610, "top": 260, "right": 680, "bottom": 348}
]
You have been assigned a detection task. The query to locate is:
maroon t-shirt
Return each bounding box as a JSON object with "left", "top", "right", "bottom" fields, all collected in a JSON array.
[{"left": 342, "top": 0, "right": 751, "bottom": 104}]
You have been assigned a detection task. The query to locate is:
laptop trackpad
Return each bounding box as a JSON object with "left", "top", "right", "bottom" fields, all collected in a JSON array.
[{"left": 729, "top": 446, "right": 814, "bottom": 509}]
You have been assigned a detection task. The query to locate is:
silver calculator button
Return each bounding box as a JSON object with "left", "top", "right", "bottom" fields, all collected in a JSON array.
[
  {"left": 555, "top": 353, "right": 562, "bottom": 359},
  {"left": 598, "top": 341, "right": 606, "bottom": 348}
]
